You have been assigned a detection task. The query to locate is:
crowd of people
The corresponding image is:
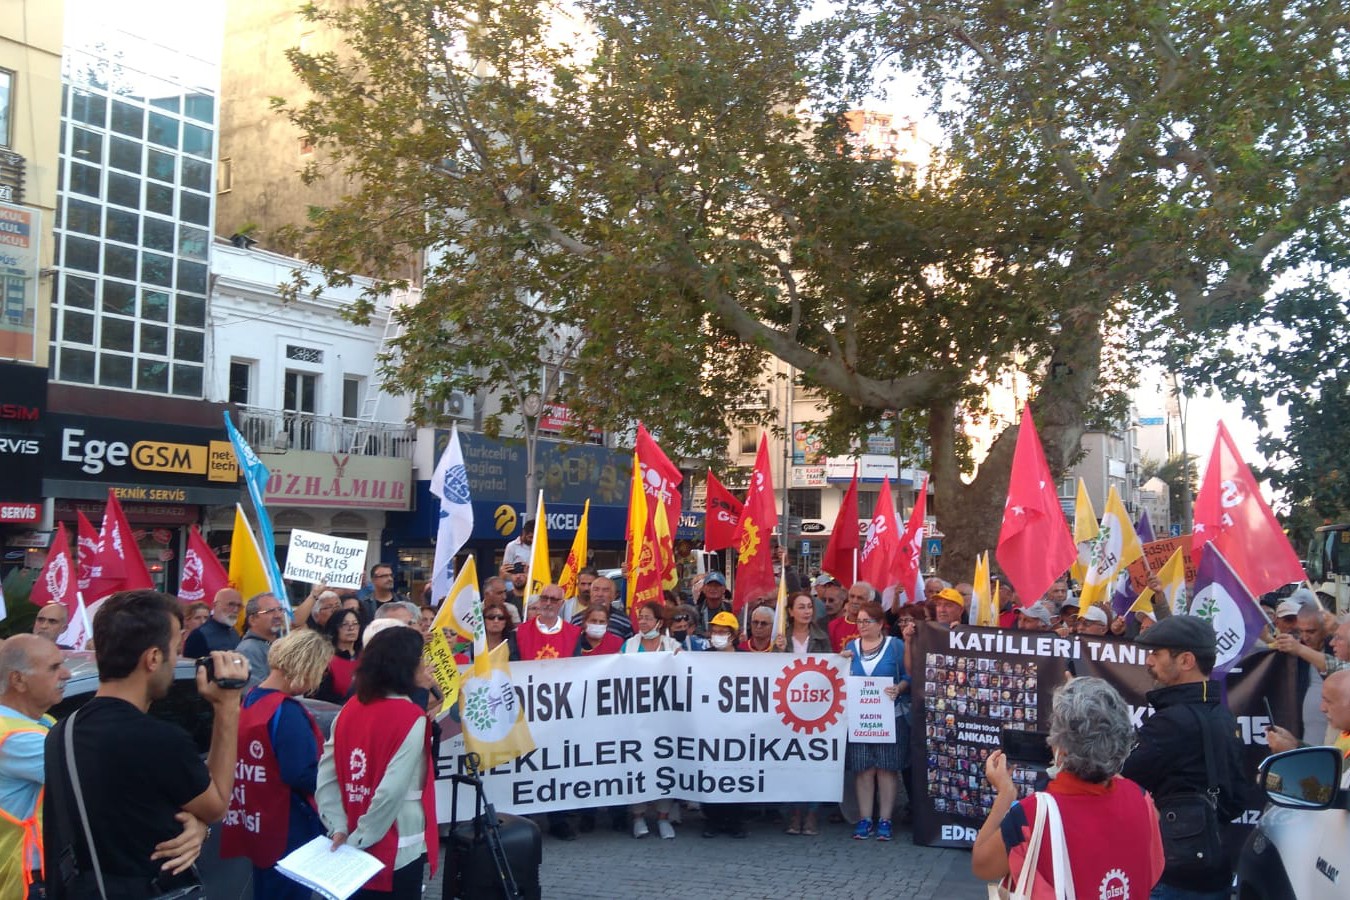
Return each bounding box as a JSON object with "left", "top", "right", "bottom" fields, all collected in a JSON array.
[{"left": 1, "top": 549, "right": 1347, "bottom": 899}]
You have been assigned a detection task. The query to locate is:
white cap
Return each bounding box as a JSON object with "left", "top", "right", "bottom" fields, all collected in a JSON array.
[
  {"left": 1275, "top": 600, "right": 1304, "bottom": 618},
  {"left": 1081, "top": 605, "right": 1108, "bottom": 626},
  {"left": 363, "top": 618, "right": 408, "bottom": 644}
]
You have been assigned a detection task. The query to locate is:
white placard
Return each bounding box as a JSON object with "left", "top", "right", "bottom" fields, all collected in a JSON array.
[
  {"left": 847, "top": 675, "right": 895, "bottom": 743},
  {"left": 283, "top": 529, "right": 368, "bottom": 588},
  {"left": 433, "top": 653, "right": 848, "bottom": 818}
]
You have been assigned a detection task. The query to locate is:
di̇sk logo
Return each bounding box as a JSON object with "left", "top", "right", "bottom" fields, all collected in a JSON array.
[
  {"left": 45, "top": 552, "right": 70, "bottom": 600},
  {"left": 773, "top": 658, "right": 845, "bottom": 734},
  {"left": 179, "top": 550, "right": 205, "bottom": 602},
  {"left": 349, "top": 748, "right": 368, "bottom": 781}
]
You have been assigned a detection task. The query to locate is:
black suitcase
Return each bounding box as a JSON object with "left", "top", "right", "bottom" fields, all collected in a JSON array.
[
  {"left": 442, "top": 759, "right": 542, "bottom": 900},
  {"left": 445, "top": 812, "right": 542, "bottom": 900}
]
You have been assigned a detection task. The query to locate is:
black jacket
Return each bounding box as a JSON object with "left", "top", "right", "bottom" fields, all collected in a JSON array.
[{"left": 1121, "top": 679, "right": 1245, "bottom": 890}]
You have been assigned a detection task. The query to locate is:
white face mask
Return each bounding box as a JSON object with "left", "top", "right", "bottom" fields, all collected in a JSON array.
[
  {"left": 710, "top": 634, "right": 731, "bottom": 649},
  {"left": 585, "top": 623, "right": 608, "bottom": 640},
  {"left": 1046, "top": 749, "right": 1066, "bottom": 780},
  {"left": 641, "top": 627, "right": 662, "bottom": 640}
]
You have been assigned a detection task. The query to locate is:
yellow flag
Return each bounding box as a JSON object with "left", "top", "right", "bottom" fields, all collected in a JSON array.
[
  {"left": 558, "top": 499, "right": 590, "bottom": 600},
  {"left": 1155, "top": 546, "right": 1188, "bottom": 614},
  {"left": 625, "top": 452, "right": 647, "bottom": 610},
  {"left": 424, "top": 629, "right": 462, "bottom": 715},
  {"left": 1128, "top": 587, "right": 1156, "bottom": 617},
  {"left": 653, "top": 496, "right": 678, "bottom": 592},
  {"left": 1079, "top": 487, "right": 1143, "bottom": 609},
  {"left": 431, "top": 555, "right": 480, "bottom": 641},
  {"left": 229, "top": 504, "right": 271, "bottom": 630},
  {"left": 771, "top": 568, "right": 788, "bottom": 639},
  {"left": 524, "top": 492, "right": 551, "bottom": 600},
  {"left": 459, "top": 639, "right": 535, "bottom": 770},
  {"left": 972, "top": 552, "right": 997, "bottom": 627},
  {"left": 1070, "top": 479, "right": 1098, "bottom": 585}
]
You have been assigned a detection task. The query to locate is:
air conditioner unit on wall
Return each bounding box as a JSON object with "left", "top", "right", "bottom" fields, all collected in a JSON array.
[{"left": 443, "top": 391, "right": 474, "bottom": 420}]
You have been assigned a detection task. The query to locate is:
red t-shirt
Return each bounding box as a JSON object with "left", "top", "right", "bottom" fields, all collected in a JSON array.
[
  {"left": 575, "top": 632, "right": 623, "bottom": 656},
  {"left": 829, "top": 616, "right": 860, "bottom": 652}
]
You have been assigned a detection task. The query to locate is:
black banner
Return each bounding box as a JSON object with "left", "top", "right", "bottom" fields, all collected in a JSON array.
[
  {"left": 911, "top": 622, "right": 1299, "bottom": 850},
  {"left": 0, "top": 362, "right": 46, "bottom": 502}
]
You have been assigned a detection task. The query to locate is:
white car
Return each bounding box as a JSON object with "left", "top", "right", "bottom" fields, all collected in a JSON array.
[{"left": 1236, "top": 746, "right": 1350, "bottom": 899}]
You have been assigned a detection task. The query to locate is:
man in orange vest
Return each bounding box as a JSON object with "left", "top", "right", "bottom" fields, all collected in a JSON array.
[{"left": 0, "top": 635, "right": 70, "bottom": 897}]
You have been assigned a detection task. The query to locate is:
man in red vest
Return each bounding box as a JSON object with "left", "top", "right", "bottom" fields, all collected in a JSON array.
[{"left": 515, "top": 584, "right": 580, "bottom": 661}]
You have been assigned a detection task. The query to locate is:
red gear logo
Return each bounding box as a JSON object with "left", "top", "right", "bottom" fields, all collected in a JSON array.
[{"left": 773, "top": 657, "right": 845, "bottom": 734}]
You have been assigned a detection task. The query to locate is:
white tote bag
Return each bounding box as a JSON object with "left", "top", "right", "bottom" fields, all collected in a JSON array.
[{"left": 988, "top": 793, "right": 1077, "bottom": 900}]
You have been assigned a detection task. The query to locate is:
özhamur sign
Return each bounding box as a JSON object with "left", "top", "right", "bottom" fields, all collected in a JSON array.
[
  {"left": 263, "top": 450, "right": 411, "bottom": 511},
  {"left": 283, "top": 529, "right": 369, "bottom": 588},
  {"left": 433, "top": 653, "right": 848, "bottom": 819}
]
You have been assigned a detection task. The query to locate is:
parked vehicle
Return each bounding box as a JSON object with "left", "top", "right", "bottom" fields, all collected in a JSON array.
[{"left": 1235, "top": 746, "right": 1350, "bottom": 900}]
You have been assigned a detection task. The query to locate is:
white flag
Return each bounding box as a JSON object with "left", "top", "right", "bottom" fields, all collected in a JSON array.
[
  {"left": 429, "top": 425, "right": 474, "bottom": 606},
  {"left": 56, "top": 592, "right": 94, "bottom": 650}
]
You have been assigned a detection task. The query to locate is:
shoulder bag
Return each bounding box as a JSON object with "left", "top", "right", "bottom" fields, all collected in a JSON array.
[
  {"left": 989, "top": 793, "right": 1077, "bottom": 900},
  {"left": 1153, "top": 705, "right": 1226, "bottom": 880},
  {"left": 60, "top": 708, "right": 205, "bottom": 900}
]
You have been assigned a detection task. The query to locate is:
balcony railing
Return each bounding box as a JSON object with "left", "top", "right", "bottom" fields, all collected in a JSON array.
[{"left": 237, "top": 406, "right": 415, "bottom": 458}]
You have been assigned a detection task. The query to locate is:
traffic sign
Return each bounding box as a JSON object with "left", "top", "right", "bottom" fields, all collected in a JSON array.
[
  {"left": 1169, "top": 523, "right": 1182, "bottom": 537},
  {"left": 925, "top": 537, "right": 943, "bottom": 557}
]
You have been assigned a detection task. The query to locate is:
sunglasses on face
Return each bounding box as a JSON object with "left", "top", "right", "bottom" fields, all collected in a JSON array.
[
  {"left": 485, "top": 614, "right": 507, "bottom": 621},
  {"left": 673, "top": 615, "right": 691, "bottom": 622}
]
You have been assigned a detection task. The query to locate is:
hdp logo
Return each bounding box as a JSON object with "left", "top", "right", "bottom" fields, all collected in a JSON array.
[{"left": 494, "top": 505, "right": 517, "bottom": 536}]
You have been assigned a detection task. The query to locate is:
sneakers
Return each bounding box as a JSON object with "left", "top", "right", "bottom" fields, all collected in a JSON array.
[
  {"left": 876, "top": 819, "right": 893, "bottom": 842},
  {"left": 852, "top": 818, "right": 873, "bottom": 840},
  {"left": 669, "top": 804, "right": 683, "bottom": 825},
  {"left": 632, "top": 817, "right": 650, "bottom": 838},
  {"left": 658, "top": 819, "right": 675, "bottom": 840}
]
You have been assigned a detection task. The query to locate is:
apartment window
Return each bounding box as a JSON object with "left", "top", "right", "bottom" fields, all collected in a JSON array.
[
  {"left": 856, "top": 489, "right": 880, "bottom": 521},
  {"left": 284, "top": 371, "right": 317, "bottom": 414},
  {"left": 0, "top": 70, "right": 13, "bottom": 148},
  {"left": 738, "top": 428, "right": 758, "bottom": 455},
  {"left": 343, "top": 377, "right": 363, "bottom": 419},
  {"left": 229, "top": 360, "right": 253, "bottom": 405},
  {"left": 217, "top": 157, "right": 233, "bottom": 194},
  {"left": 788, "top": 489, "right": 822, "bottom": 521}
]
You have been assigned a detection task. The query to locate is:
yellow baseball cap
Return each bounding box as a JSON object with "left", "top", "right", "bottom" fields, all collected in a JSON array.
[
  {"left": 937, "top": 588, "right": 965, "bottom": 608},
  {"left": 710, "top": 611, "right": 740, "bottom": 629}
]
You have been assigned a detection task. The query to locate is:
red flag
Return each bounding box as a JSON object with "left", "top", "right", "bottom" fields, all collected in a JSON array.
[
  {"left": 859, "top": 477, "right": 902, "bottom": 601},
  {"left": 30, "top": 523, "right": 77, "bottom": 609},
  {"left": 704, "top": 470, "right": 743, "bottom": 552},
  {"left": 181, "top": 525, "right": 230, "bottom": 604},
  {"left": 88, "top": 490, "right": 154, "bottom": 599},
  {"left": 996, "top": 404, "right": 1076, "bottom": 605},
  {"left": 821, "top": 466, "right": 860, "bottom": 583},
  {"left": 731, "top": 435, "right": 777, "bottom": 611},
  {"left": 76, "top": 512, "right": 102, "bottom": 595},
  {"left": 895, "top": 476, "right": 929, "bottom": 606},
  {"left": 636, "top": 424, "right": 683, "bottom": 534},
  {"left": 1193, "top": 422, "right": 1304, "bottom": 596}
]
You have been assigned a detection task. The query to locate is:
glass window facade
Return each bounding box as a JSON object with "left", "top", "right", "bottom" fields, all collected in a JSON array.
[{"left": 51, "top": 33, "right": 215, "bottom": 397}]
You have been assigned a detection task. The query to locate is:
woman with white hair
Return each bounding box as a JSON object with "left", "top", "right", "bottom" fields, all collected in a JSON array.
[{"left": 972, "top": 677, "right": 1164, "bottom": 898}]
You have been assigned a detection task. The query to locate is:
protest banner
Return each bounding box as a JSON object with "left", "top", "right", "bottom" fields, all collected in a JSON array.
[
  {"left": 1125, "top": 535, "right": 1197, "bottom": 593},
  {"left": 433, "top": 652, "right": 848, "bottom": 820},
  {"left": 909, "top": 622, "right": 1298, "bottom": 853},
  {"left": 282, "top": 529, "right": 368, "bottom": 588},
  {"left": 847, "top": 676, "right": 895, "bottom": 743}
]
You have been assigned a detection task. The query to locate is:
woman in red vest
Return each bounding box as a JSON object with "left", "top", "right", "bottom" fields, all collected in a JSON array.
[
  {"left": 221, "top": 628, "right": 335, "bottom": 899},
  {"left": 315, "top": 608, "right": 365, "bottom": 703},
  {"left": 316, "top": 625, "right": 438, "bottom": 899}
]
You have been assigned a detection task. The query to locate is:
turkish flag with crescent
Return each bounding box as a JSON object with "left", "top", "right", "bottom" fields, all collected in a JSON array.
[
  {"left": 1192, "top": 422, "right": 1304, "bottom": 596},
  {"left": 821, "top": 466, "right": 860, "bottom": 584},
  {"left": 731, "top": 436, "right": 777, "bottom": 611},
  {"left": 181, "top": 525, "right": 230, "bottom": 604},
  {"left": 31, "top": 523, "right": 77, "bottom": 609},
  {"left": 996, "top": 404, "right": 1076, "bottom": 605},
  {"left": 704, "top": 470, "right": 743, "bottom": 552},
  {"left": 859, "top": 477, "right": 901, "bottom": 600}
]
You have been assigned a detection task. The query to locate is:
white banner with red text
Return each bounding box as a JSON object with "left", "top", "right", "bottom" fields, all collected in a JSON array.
[{"left": 433, "top": 652, "right": 848, "bottom": 819}]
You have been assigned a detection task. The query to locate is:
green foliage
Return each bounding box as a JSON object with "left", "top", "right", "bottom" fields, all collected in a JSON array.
[
  {"left": 277, "top": 0, "right": 1350, "bottom": 568},
  {"left": 0, "top": 568, "right": 38, "bottom": 639}
]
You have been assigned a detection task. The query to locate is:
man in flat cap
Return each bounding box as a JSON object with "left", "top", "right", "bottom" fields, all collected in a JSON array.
[{"left": 1121, "top": 615, "right": 1246, "bottom": 899}]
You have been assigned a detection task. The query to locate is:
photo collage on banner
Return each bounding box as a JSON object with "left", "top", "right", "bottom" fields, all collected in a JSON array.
[{"left": 910, "top": 621, "right": 1300, "bottom": 853}]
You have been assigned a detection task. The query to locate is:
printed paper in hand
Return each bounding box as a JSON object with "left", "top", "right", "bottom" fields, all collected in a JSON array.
[
  {"left": 847, "top": 676, "right": 896, "bottom": 743},
  {"left": 275, "top": 835, "right": 384, "bottom": 900}
]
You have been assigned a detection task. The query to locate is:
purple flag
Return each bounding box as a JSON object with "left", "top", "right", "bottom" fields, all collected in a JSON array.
[
  {"left": 1187, "top": 542, "right": 1267, "bottom": 675},
  {"left": 1110, "top": 569, "right": 1138, "bottom": 617},
  {"left": 1134, "top": 509, "right": 1155, "bottom": 544}
]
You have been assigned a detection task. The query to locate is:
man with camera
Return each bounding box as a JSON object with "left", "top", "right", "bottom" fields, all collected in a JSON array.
[
  {"left": 44, "top": 590, "right": 251, "bottom": 899},
  {"left": 1121, "top": 615, "right": 1246, "bottom": 900}
]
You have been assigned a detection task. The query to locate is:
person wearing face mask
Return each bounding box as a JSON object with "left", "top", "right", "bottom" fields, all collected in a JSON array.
[
  {"left": 573, "top": 605, "right": 623, "bottom": 656},
  {"left": 620, "top": 601, "right": 679, "bottom": 838},
  {"left": 972, "top": 677, "right": 1164, "bottom": 898},
  {"left": 669, "top": 604, "right": 709, "bottom": 651},
  {"left": 699, "top": 612, "right": 750, "bottom": 839}
]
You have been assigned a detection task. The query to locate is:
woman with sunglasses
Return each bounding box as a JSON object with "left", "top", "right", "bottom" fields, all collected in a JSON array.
[
  {"left": 315, "top": 607, "right": 365, "bottom": 704},
  {"left": 843, "top": 599, "right": 910, "bottom": 842},
  {"left": 669, "top": 604, "right": 709, "bottom": 651},
  {"left": 480, "top": 599, "right": 521, "bottom": 661}
]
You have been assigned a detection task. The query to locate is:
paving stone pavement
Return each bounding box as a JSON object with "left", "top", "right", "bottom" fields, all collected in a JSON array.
[{"left": 426, "top": 806, "right": 988, "bottom": 899}]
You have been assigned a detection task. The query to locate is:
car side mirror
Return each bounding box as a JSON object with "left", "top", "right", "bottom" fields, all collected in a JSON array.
[{"left": 1259, "top": 746, "right": 1346, "bottom": 810}]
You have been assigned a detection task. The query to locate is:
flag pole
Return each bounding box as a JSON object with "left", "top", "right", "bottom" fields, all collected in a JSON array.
[{"left": 524, "top": 489, "right": 544, "bottom": 603}]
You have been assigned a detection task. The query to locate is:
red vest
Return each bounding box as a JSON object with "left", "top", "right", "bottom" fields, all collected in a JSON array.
[
  {"left": 327, "top": 655, "right": 357, "bottom": 699},
  {"left": 333, "top": 696, "right": 438, "bottom": 891},
  {"left": 829, "top": 616, "right": 860, "bottom": 652},
  {"left": 220, "top": 691, "right": 323, "bottom": 867},
  {"left": 516, "top": 618, "right": 580, "bottom": 660}
]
